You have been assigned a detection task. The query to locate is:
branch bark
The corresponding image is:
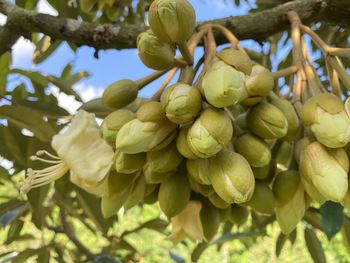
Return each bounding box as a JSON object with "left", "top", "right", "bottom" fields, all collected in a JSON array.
[{"left": 0, "top": 0, "right": 349, "bottom": 55}]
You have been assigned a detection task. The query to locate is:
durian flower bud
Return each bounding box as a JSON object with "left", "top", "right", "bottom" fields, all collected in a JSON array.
[
  {"left": 230, "top": 204, "right": 249, "bottom": 226},
  {"left": 115, "top": 151, "right": 146, "bottom": 174},
  {"left": 147, "top": 142, "right": 183, "bottom": 173},
  {"left": 244, "top": 181, "right": 275, "bottom": 215},
  {"left": 101, "top": 109, "right": 136, "bottom": 144},
  {"left": 247, "top": 102, "right": 288, "bottom": 139},
  {"left": 176, "top": 125, "right": 197, "bottom": 159},
  {"left": 143, "top": 165, "right": 170, "bottom": 184},
  {"left": 270, "top": 96, "right": 299, "bottom": 141},
  {"left": 160, "top": 82, "right": 202, "bottom": 124},
  {"left": 159, "top": 173, "right": 191, "bottom": 217},
  {"left": 301, "top": 93, "right": 350, "bottom": 148},
  {"left": 217, "top": 48, "right": 253, "bottom": 75},
  {"left": 149, "top": 0, "right": 196, "bottom": 44},
  {"left": 272, "top": 170, "right": 300, "bottom": 206},
  {"left": 167, "top": 201, "right": 206, "bottom": 245},
  {"left": 115, "top": 117, "right": 177, "bottom": 154},
  {"left": 200, "top": 201, "right": 221, "bottom": 241},
  {"left": 188, "top": 177, "right": 213, "bottom": 196},
  {"left": 208, "top": 150, "right": 255, "bottom": 204},
  {"left": 294, "top": 137, "right": 310, "bottom": 165},
  {"left": 186, "top": 158, "right": 211, "bottom": 185},
  {"left": 275, "top": 182, "right": 307, "bottom": 235},
  {"left": 241, "top": 64, "right": 274, "bottom": 106},
  {"left": 208, "top": 192, "right": 230, "bottom": 209},
  {"left": 137, "top": 30, "right": 176, "bottom": 70},
  {"left": 107, "top": 170, "right": 138, "bottom": 195},
  {"left": 202, "top": 60, "right": 247, "bottom": 108},
  {"left": 136, "top": 101, "right": 166, "bottom": 122},
  {"left": 300, "top": 141, "right": 349, "bottom": 202},
  {"left": 102, "top": 79, "right": 139, "bottom": 109},
  {"left": 252, "top": 160, "right": 276, "bottom": 181},
  {"left": 234, "top": 133, "right": 271, "bottom": 167},
  {"left": 188, "top": 108, "right": 234, "bottom": 158}
]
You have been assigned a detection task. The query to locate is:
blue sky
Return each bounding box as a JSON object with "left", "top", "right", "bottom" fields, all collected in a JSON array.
[{"left": 4, "top": 0, "right": 266, "bottom": 110}]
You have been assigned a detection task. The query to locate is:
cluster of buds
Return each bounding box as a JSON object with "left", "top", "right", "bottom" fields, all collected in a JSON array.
[{"left": 23, "top": 0, "right": 350, "bottom": 245}]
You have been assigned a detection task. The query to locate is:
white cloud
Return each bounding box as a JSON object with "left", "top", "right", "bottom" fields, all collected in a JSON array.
[
  {"left": 0, "top": 14, "right": 6, "bottom": 26},
  {"left": 37, "top": 0, "right": 58, "bottom": 15},
  {"left": 12, "top": 37, "right": 35, "bottom": 67}
]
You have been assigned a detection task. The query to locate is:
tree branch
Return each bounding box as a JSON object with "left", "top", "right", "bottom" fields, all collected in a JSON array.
[{"left": 0, "top": 0, "right": 349, "bottom": 55}]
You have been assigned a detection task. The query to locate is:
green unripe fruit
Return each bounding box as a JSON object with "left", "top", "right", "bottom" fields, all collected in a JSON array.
[
  {"left": 176, "top": 125, "right": 197, "bottom": 159},
  {"left": 158, "top": 173, "right": 191, "bottom": 217},
  {"left": 149, "top": 0, "right": 196, "bottom": 44},
  {"left": 230, "top": 204, "right": 249, "bottom": 226},
  {"left": 247, "top": 102, "right": 288, "bottom": 139},
  {"left": 273, "top": 170, "right": 300, "bottom": 206},
  {"left": 137, "top": 30, "right": 176, "bottom": 70},
  {"left": 115, "top": 151, "right": 146, "bottom": 174},
  {"left": 102, "top": 79, "right": 139, "bottom": 109},
  {"left": 245, "top": 181, "right": 275, "bottom": 214},
  {"left": 200, "top": 202, "right": 221, "bottom": 241},
  {"left": 217, "top": 48, "right": 253, "bottom": 75},
  {"left": 161, "top": 82, "right": 202, "bottom": 124},
  {"left": 188, "top": 108, "right": 234, "bottom": 158},
  {"left": 234, "top": 133, "right": 271, "bottom": 167}
]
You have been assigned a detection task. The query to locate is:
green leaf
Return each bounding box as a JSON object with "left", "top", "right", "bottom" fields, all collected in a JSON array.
[
  {"left": 0, "top": 105, "right": 56, "bottom": 142},
  {"left": 18, "top": 100, "right": 69, "bottom": 116},
  {"left": 2, "top": 126, "right": 27, "bottom": 166},
  {"left": 37, "top": 248, "right": 51, "bottom": 263},
  {"left": 275, "top": 232, "right": 287, "bottom": 257},
  {"left": 0, "top": 200, "right": 29, "bottom": 227},
  {"left": 33, "top": 36, "right": 62, "bottom": 64},
  {"left": 25, "top": 0, "right": 39, "bottom": 10},
  {"left": 0, "top": 52, "right": 11, "bottom": 95},
  {"left": 11, "top": 247, "right": 47, "bottom": 263},
  {"left": 47, "top": 76, "right": 83, "bottom": 102},
  {"left": 304, "top": 228, "right": 326, "bottom": 263},
  {"left": 5, "top": 219, "right": 24, "bottom": 244},
  {"left": 320, "top": 201, "right": 343, "bottom": 239},
  {"left": 10, "top": 69, "right": 49, "bottom": 88},
  {"left": 191, "top": 242, "right": 208, "bottom": 262}
]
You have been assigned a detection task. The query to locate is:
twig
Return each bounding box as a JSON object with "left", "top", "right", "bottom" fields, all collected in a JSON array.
[{"left": 151, "top": 68, "right": 178, "bottom": 100}]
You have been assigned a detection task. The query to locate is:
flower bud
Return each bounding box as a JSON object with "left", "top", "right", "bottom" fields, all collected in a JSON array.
[
  {"left": 234, "top": 133, "right": 271, "bottom": 167},
  {"left": 161, "top": 82, "right": 202, "bottom": 124},
  {"left": 247, "top": 102, "right": 288, "bottom": 139},
  {"left": 143, "top": 185, "right": 159, "bottom": 204},
  {"left": 217, "top": 48, "right": 253, "bottom": 75},
  {"left": 158, "top": 173, "right": 191, "bottom": 217},
  {"left": 300, "top": 177, "right": 326, "bottom": 204},
  {"left": 176, "top": 125, "right": 197, "bottom": 159},
  {"left": 294, "top": 137, "right": 310, "bottom": 165},
  {"left": 143, "top": 164, "right": 171, "bottom": 184},
  {"left": 188, "top": 108, "right": 234, "bottom": 158},
  {"left": 301, "top": 141, "right": 349, "bottom": 201},
  {"left": 137, "top": 30, "right": 176, "bottom": 70},
  {"left": 126, "top": 97, "right": 149, "bottom": 112},
  {"left": 115, "top": 117, "right": 177, "bottom": 154},
  {"left": 147, "top": 142, "right": 183, "bottom": 173},
  {"left": 202, "top": 60, "right": 247, "bottom": 108},
  {"left": 107, "top": 170, "right": 138, "bottom": 195},
  {"left": 124, "top": 174, "right": 147, "bottom": 209},
  {"left": 208, "top": 150, "right": 255, "bottom": 204},
  {"left": 200, "top": 201, "right": 221, "bottom": 241},
  {"left": 136, "top": 101, "right": 166, "bottom": 122},
  {"left": 115, "top": 151, "right": 146, "bottom": 174},
  {"left": 149, "top": 0, "right": 196, "bottom": 44},
  {"left": 101, "top": 109, "right": 136, "bottom": 144},
  {"left": 301, "top": 93, "right": 350, "bottom": 148},
  {"left": 188, "top": 177, "right": 213, "bottom": 196},
  {"left": 208, "top": 192, "right": 230, "bottom": 209},
  {"left": 252, "top": 160, "right": 276, "bottom": 181},
  {"left": 275, "top": 141, "right": 293, "bottom": 169},
  {"left": 230, "top": 204, "right": 249, "bottom": 226},
  {"left": 242, "top": 65, "right": 273, "bottom": 106},
  {"left": 272, "top": 170, "right": 300, "bottom": 206},
  {"left": 244, "top": 181, "right": 275, "bottom": 215},
  {"left": 186, "top": 158, "right": 211, "bottom": 185},
  {"left": 270, "top": 96, "right": 299, "bottom": 141}
]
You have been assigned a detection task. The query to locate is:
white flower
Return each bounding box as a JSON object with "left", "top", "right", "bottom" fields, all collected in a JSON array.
[{"left": 22, "top": 110, "right": 114, "bottom": 196}]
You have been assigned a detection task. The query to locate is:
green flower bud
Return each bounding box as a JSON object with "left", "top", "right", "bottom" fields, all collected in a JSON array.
[
  {"left": 235, "top": 112, "right": 248, "bottom": 130},
  {"left": 186, "top": 158, "right": 211, "bottom": 185},
  {"left": 160, "top": 82, "right": 202, "bottom": 124},
  {"left": 244, "top": 181, "right": 275, "bottom": 215},
  {"left": 147, "top": 142, "right": 183, "bottom": 173},
  {"left": 230, "top": 204, "right": 249, "bottom": 226},
  {"left": 252, "top": 160, "right": 276, "bottom": 181},
  {"left": 108, "top": 170, "right": 139, "bottom": 195},
  {"left": 208, "top": 150, "right": 255, "bottom": 204},
  {"left": 136, "top": 101, "right": 166, "bottom": 122},
  {"left": 200, "top": 201, "right": 221, "bottom": 241},
  {"left": 188, "top": 177, "right": 213, "bottom": 196},
  {"left": 126, "top": 97, "right": 149, "bottom": 112},
  {"left": 247, "top": 102, "right": 288, "bottom": 139},
  {"left": 300, "top": 141, "right": 348, "bottom": 202},
  {"left": 270, "top": 96, "right": 299, "bottom": 141},
  {"left": 149, "top": 0, "right": 196, "bottom": 44},
  {"left": 188, "top": 108, "right": 234, "bottom": 158},
  {"left": 176, "top": 125, "right": 197, "bottom": 159},
  {"left": 115, "top": 151, "right": 146, "bottom": 174},
  {"left": 143, "top": 185, "right": 159, "bottom": 204},
  {"left": 217, "top": 48, "right": 253, "bottom": 75},
  {"left": 101, "top": 109, "right": 136, "bottom": 144},
  {"left": 158, "top": 172, "right": 191, "bottom": 217},
  {"left": 143, "top": 164, "right": 171, "bottom": 184},
  {"left": 124, "top": 174, "right": 147, "bottom": 209},
  {"left": 242, "top": 65, "right": 273, "bottom": 106},
  {"left": 115, "top": 118, "right": 177, "bottom": 154},
  {"left": 301, "top": 93, "right": 350, "bottom": 148},
  {"left": 275, "top": 141, "right": 293, "bottom": 169},
  {"left": 101, "top": 187, "right": 130, "bottom": 218},
  {"left": 102, "top": 79, "right": 139, "bottom": 109},
  {"left": 202, "top": 60, "right": 248, "bottom": 108},
  {"left": 234, "top": 133, "right": 271, "bottom": 167},
  {"left": 294, "top": 137, "right": 310, "bottom": 165},
  {"left": 273, "top": 170, "right": 300, "bottom": 206},
  {"left": 137, "top": 30, "right": 176, "bottom": 70},
  {"left": 300, "top": 177, "right": 326, "bottom": 204},
  {"left": 208, "top": 192, "right": 230, "bottom": 209}
]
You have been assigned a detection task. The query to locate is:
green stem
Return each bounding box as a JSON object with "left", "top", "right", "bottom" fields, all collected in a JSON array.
[
  {"left": 135, "top": 69, "right": 169, "bottom": 89},
  {"left": 177, "top": 42, "right": 194, "bottom": 65}
]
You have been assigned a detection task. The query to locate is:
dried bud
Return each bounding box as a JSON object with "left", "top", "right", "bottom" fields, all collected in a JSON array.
[
  {"left": 247, "top": 102, "right": 288, "bottom": 139},
  {"left": 188, "top": 108, "right": 234, "bottom": 158},
  {"left": 202, "top": 60, "right": 247, "bottom": 108},
  {"left": 217, "top": 48, "right": 253, "bottom": 75},
  {"left": 149, "top": 0, "right": 196, "bottom": 44},
  {"left": 207, "top": 150, "right": 255, "bottom": 204},
  {"left": 102, "top": 79, "right": 139, "bottom": 109},
  {"left": 115, "top": 151, "right": 146, "bottom": 174},
  {"left": 176, "top": 125, "right": 197, "bottom": 159},
  {"left": 244, "top": 181, "right": 275, "bottom": 215},
  {"left": 161, "top": 82, "right": 202, "bottom": 124},
  {"left": 101, "top": 109, "right": 136, "bottom": 144},
  {"left": 137, "top": 30, "right": 175, "bottom": 70},
  {"left": 234, "top": 133, "right": 271, "bottom": 167}
]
